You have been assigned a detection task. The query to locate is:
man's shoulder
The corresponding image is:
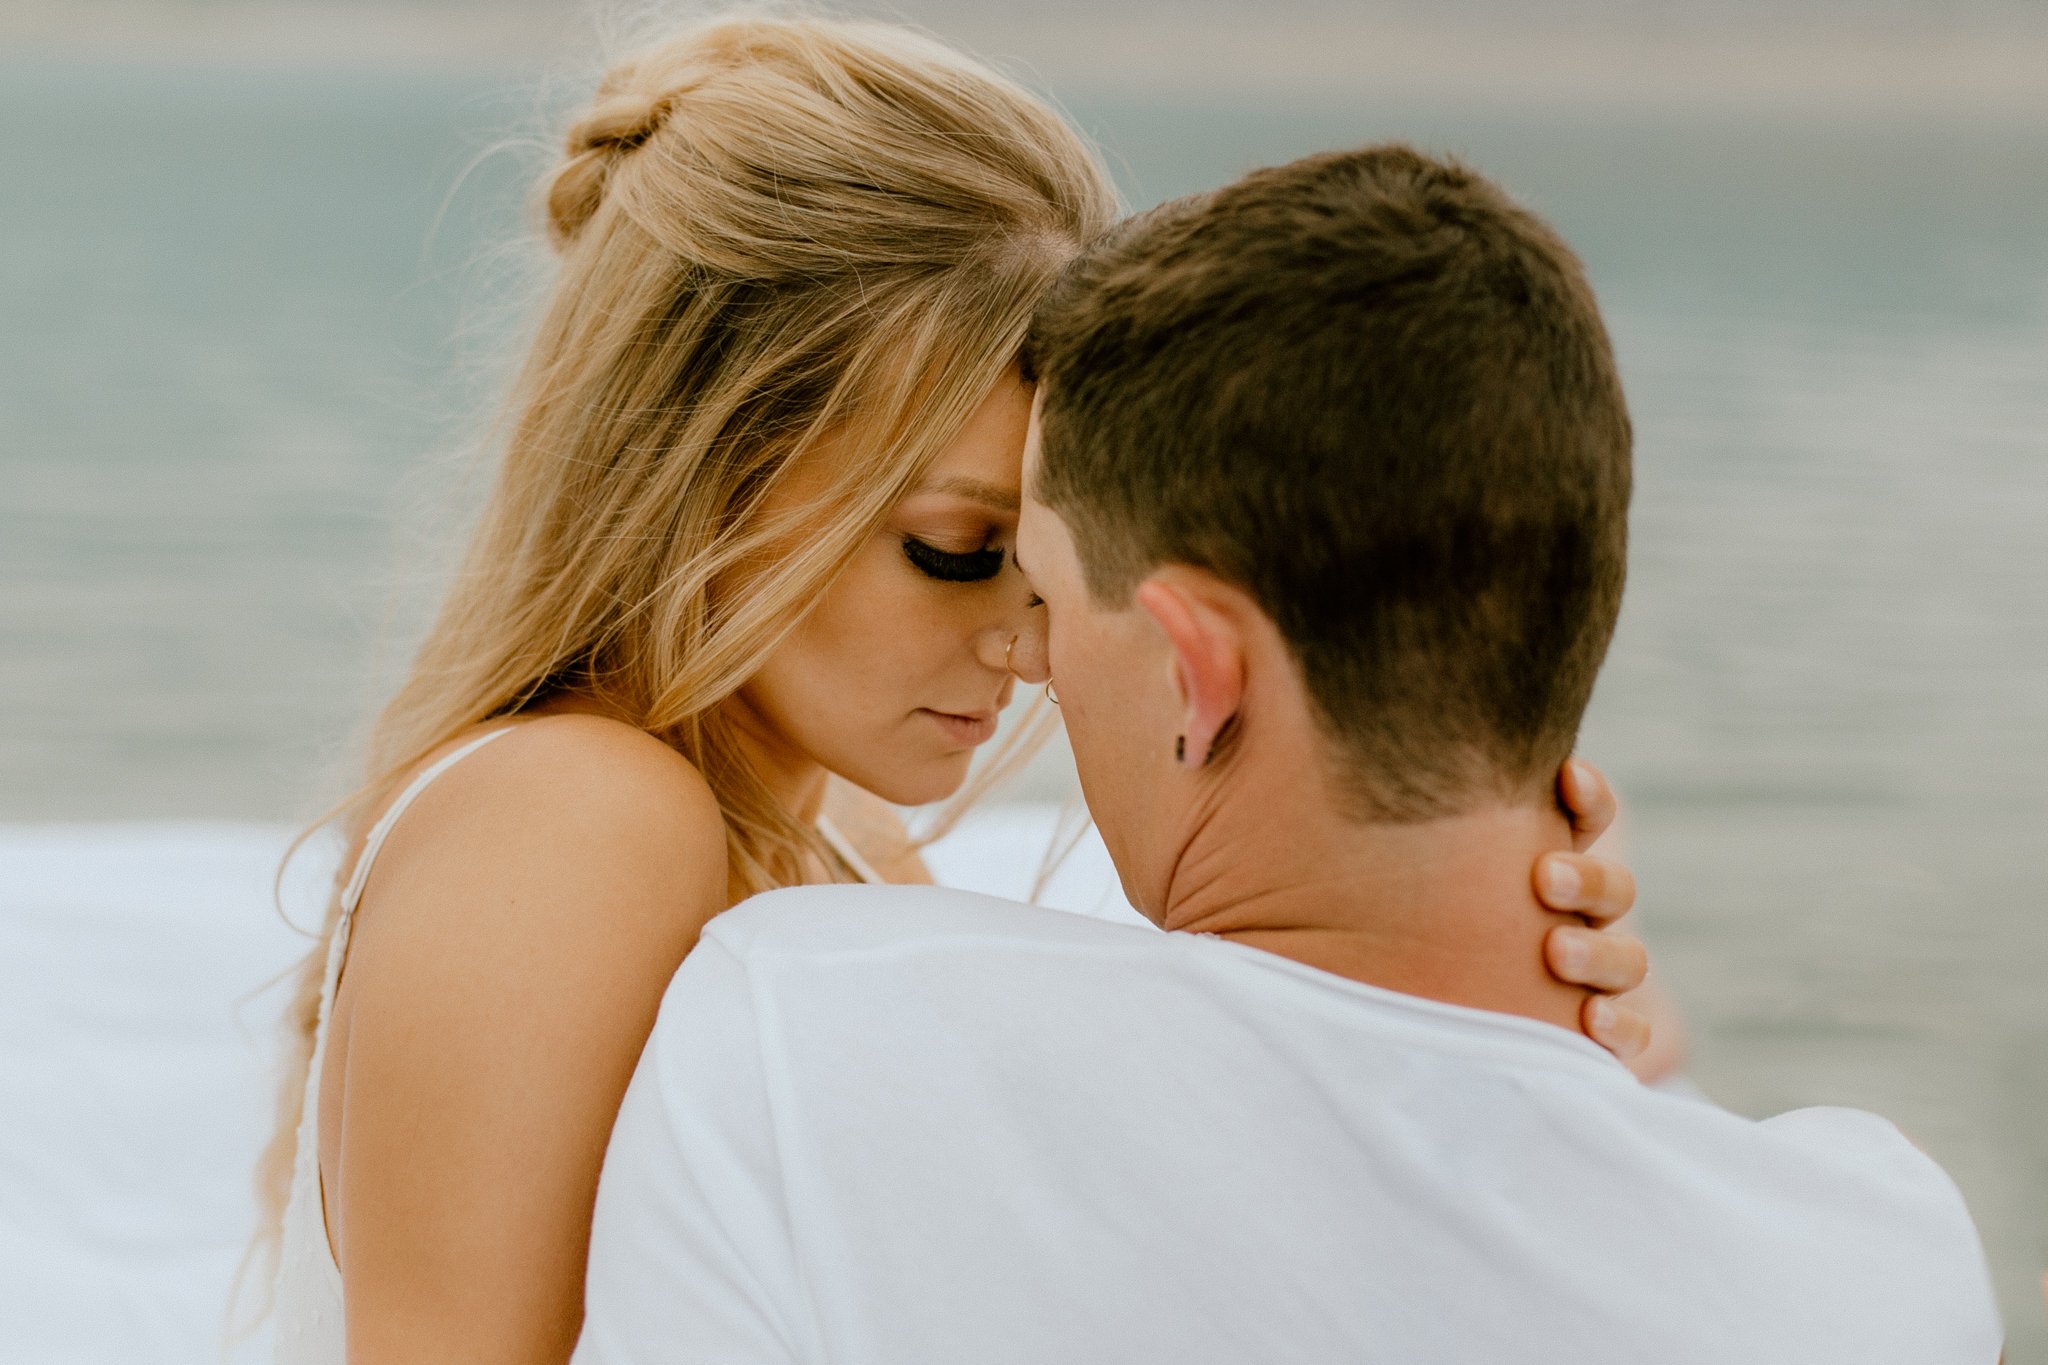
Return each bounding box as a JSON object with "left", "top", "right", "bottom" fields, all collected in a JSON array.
[
  {"left": 1752, "top": 1105, "right": 1992, "bottom": 1252},
  {"left": 1760, "top": 1106, "right": 2002, "bottom": 1349},
  {"left": 1602, "top": 1097, "right": 1997, "bottom": 1346},
  {"left": 702, "top": 882, "right": 1159, "bottom": 962}
]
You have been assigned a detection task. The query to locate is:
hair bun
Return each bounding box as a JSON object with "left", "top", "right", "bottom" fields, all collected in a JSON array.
[
  {"left": 545, "top": 80, "right": 676, "bottom": 252},
  {"left": 567, "top": 88, "right": 673, "bottom": 158}
]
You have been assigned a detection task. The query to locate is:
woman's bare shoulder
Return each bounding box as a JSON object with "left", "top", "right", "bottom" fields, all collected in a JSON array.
[
  {"left": 434, "top": 712, "right": 717, "bottom": 831},
  {"left": 355, "top": 714, "right": 731, "bottom": 954},
  {"left": 326, "top": 715, "right": 735, "bottom": 1331},
  {"left": 461, "top": 711, "right": 721, "bottom": 817}
]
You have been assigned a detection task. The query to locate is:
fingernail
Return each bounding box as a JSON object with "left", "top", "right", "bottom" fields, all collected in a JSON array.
[
  {"left": 1540, "top": 859, "right": 1580, "bottom": 902},
  {"left": 1589, "top": 997, "right": 1616, "bottom": 1034},
  {"left": 1554, "top": 934, "right": 1588, "bottom": 977}
]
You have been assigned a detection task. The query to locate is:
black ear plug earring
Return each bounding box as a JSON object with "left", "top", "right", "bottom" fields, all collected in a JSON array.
[{"left": 1175, "top": 735, "right": 1186, "bottom": 762}]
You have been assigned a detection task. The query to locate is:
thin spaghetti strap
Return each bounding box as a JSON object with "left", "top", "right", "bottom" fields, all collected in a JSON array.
[
  {"left": 338, "top": 726, "right": 519, "bottom": 914},
  {"left": 816, "top": 813, "right": 887, "bottom": 886},
  {"left": 276, "top": 722, "right": 521, "bottom": 1342}
]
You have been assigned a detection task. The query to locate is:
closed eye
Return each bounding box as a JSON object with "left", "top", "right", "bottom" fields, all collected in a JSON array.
[{"left": 903, "top": 537, "right": 1005, "bottom": 583}]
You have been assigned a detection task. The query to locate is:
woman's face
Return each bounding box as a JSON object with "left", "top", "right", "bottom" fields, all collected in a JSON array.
[{"left": 733, "top": 373, "right": 1042, "bottom": 807}]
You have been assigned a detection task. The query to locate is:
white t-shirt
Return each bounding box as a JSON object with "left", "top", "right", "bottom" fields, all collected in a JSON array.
[{"left": 574, "top": 886, "right": 2000, "bottom": 1365}]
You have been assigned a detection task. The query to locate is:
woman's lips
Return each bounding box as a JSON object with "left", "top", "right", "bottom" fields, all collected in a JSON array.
[{"left": 918, "top": 708, "right": 999, "bottom": 746}]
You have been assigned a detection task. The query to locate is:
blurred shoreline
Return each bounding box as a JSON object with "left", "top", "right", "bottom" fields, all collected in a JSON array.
[{"left": 5, "top": 1, "right": 2048, "bottom": 116}]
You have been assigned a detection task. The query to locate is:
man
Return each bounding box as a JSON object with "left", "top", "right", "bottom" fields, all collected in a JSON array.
[{"left": 573, "top": 145, "right": 1999, "bottom": 1363}]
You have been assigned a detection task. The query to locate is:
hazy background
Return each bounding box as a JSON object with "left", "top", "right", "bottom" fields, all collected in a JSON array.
[{"left": 3, "top": 0, "right": 2045, "bottom": 1354}]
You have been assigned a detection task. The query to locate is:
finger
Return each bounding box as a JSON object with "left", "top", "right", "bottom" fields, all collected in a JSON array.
[
  {"left": 1585, "top": 994, "right": 1652, "bottom": 1063},
  {"left": 1534, "top": 851, "right": 1637, "bottom": 925},
  {"left": 1544, "top": 925, "right": 1649, "bottom": 996},
  {"left": 1557, "top": 757, "right": 1617, "bottom": 853}
]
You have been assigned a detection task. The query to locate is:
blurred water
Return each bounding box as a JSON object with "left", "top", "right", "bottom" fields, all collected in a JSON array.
[{"left": 2, "top": 59, "right": 2044, "bottom": 1352}]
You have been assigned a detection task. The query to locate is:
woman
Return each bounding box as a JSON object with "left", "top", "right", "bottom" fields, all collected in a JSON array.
[{"left": 258, "top": 15, "right": 1652, "bottom": 1364}]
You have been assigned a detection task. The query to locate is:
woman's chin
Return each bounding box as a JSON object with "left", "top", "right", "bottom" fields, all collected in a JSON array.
[{"left": 856, "top": 753, "right": 976, "bottom": 809}]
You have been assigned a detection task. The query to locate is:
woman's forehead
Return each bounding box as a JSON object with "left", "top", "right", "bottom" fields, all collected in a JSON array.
[{"left": 914, "top": 371, "right": 1033, "bottom": 498}]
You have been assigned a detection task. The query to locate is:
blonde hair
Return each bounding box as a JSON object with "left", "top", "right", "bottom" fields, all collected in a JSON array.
[{"left": 249, "top": 9, "right": 1117, "bottom": 1290}]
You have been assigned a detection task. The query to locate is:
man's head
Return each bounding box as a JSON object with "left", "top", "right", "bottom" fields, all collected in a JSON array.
[{"left": 1017, "top": 144, "right": 1631, "bottom": 916}]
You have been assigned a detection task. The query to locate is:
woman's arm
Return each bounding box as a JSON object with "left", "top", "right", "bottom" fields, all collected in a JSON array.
[{"left": 328, "top": 716, "right": 731, "bottom": 1365}]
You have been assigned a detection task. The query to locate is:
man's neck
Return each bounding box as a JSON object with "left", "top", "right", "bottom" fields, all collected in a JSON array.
[{"left": 1159, "top": 790, "right": 1587, "bottom": 1036}]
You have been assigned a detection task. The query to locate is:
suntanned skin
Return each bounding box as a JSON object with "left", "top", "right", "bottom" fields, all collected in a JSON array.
[
  {"left": 323, "top": 716, "right": 729, "bottom": 1365},
  {"left": 319, "top": 375, "right": 1653, "bottom": 1365},
  {"left": 1128, "top": 565, "right": 1594, "bottom": 1035}
]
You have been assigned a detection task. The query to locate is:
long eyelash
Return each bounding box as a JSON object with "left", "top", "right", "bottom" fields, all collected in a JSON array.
[{"left": 903, "top": 537, "right": 1005, "bottom": 583}]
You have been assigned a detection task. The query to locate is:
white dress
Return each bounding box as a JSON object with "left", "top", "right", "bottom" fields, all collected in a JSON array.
[{"left": 271, "top": 724, "right": 880, "bottom": 1362}]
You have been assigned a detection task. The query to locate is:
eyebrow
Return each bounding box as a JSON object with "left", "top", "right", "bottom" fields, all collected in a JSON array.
[{"left": 915, "top": 475, "right": 1021, "bottom": 512}]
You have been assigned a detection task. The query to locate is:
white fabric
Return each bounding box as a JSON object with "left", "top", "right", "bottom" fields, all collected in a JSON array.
[
  {"left": 575, "top": 884, "right": 2002, "bottom": 1365},
  {"left": 0, "top": 822, "right": 325, "bottom": 1365},
  {"left": 272, "top": 725, "right": 517, "bottom": 1365},
  {"left": 0, "top": 804, "right": 1119, "bottom": 1365}
]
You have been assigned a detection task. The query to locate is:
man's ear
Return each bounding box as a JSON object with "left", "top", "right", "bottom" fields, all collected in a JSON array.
[{"left": 1134, "top": 569, "right": 1247, "bottom": 769}]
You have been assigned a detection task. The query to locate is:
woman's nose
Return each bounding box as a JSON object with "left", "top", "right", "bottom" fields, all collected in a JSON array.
[{"left": 973, "top": 575, "right": 1051, "bottom": 682}]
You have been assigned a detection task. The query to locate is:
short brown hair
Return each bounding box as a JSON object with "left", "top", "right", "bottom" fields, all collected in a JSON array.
[{"left": 1026, "top": 144, "right": 1632, "bottom": 820}]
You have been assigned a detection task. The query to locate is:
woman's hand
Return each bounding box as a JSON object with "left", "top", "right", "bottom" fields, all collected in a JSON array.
[{"left": 1534, "top": 758, "right": 1652, "bottom": 1064}]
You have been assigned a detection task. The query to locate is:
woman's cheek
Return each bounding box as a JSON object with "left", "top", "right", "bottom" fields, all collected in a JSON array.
[{"left": 824, "top": 546, "right": 944, "bottom": 703}]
